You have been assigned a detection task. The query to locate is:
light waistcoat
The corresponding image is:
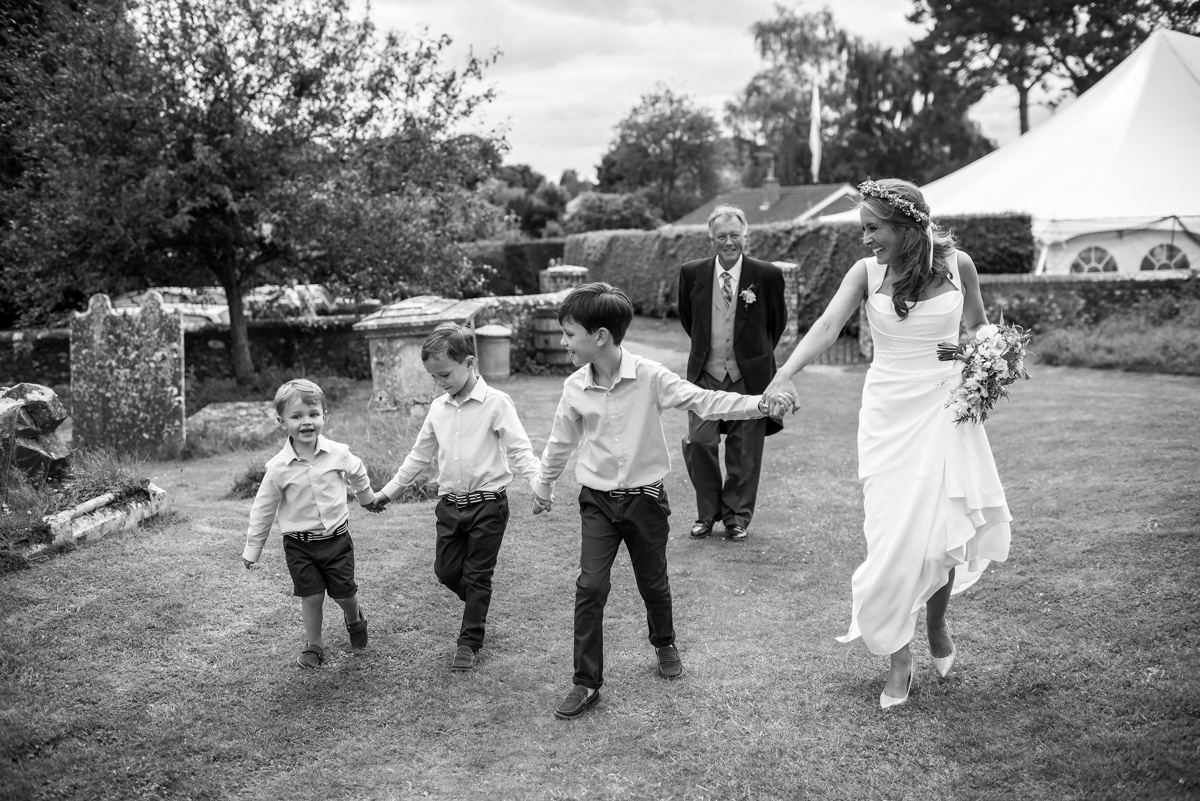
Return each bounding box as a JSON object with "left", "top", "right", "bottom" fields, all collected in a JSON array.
[{"left": 704, "top": 268, "right": 742, "bottom": 382}]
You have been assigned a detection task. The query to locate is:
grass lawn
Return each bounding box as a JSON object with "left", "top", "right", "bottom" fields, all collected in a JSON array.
[{"left": 1, "top": 317, "right": 1198, "bottom": 800}]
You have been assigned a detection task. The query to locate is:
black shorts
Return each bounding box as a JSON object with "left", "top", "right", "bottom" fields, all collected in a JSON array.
[{"left": 283, "top": 533, "right": 358, "bottom": 599}]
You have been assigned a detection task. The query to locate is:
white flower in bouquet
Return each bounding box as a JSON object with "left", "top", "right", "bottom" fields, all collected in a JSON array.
[{"left": 936, "top": 321, "right": 1032, "bottom": 426}]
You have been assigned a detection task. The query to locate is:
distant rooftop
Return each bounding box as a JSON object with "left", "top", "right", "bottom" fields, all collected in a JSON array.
[{"left": 673, "top": 181, "right": 858, "bottom": 226}]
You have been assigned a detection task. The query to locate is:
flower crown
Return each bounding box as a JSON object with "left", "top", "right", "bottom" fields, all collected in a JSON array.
[{"left": 858, "top": 180, "right": 931, "bottom": 226}]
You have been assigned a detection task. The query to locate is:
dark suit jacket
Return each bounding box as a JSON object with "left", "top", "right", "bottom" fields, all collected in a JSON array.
[{"left": 678, "top": 255, "right": 788, "bottom": 435}]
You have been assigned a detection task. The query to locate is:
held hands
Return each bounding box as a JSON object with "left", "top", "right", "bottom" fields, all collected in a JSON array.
[
  {"left": 763, "top": 375, "right": 800, "bottom": 416},
  {"left": 364, "top": 494, "right": 390, "bottom": 514},
  {"left": 243, "top": 558, "right": 255, "bottom": 569},
  {"left": 532, "top": 495, "right": 553, "bottom": 515}
]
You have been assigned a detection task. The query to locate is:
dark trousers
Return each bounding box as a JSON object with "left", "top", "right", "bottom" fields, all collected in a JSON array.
[
  {"left": 573, "top": 486, "right": 674, "bottom": 690},
  {"left": 682, "top": 371, "right": 767, "bottom": 528},
  {"left": 433, "top": 495, "right": 509, "bottom": 651}
]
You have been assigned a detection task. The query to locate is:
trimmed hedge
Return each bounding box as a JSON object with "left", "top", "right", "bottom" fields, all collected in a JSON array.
[
  {"left": 978, "top": 273, "right": 1200, "bottom": 332},
  {"left": 941, "top": 214, "right": 1036, "bottom": 275},
  {"left": 563, "top": 215, "right": 1035, "bottom": 329},
  {"left": 466, "top": 238, "right": 566, "bottom": 296}
]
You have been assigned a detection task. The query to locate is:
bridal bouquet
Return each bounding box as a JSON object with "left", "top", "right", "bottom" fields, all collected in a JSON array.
[{"left": 937, "top": 322, "right": 1031, "bottom": 426}]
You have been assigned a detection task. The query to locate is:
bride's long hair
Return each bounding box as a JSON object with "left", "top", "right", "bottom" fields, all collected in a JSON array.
[{"left": 860, "top": 179, "right": 957, "bottom": 320}]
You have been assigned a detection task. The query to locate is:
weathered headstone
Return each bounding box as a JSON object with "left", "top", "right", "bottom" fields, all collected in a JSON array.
[
  {"left": 353, "top": 296, "right": 483, "bottom": 411},
  {"left": 71, "top": 292, "right": 185, "bottom": 458}
]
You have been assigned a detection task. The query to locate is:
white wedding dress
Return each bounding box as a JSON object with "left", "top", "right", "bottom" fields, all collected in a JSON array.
[{"left": 837, "top": 256, "right": 1012, "bottom": 656}]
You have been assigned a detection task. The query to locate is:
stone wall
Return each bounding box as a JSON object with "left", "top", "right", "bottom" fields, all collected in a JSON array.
[
  {"left": 474, "top": 291, "right": 573, "bottom": 373},
  {"left": 2, "top": 315, "right": 371, "bottom": 389}
]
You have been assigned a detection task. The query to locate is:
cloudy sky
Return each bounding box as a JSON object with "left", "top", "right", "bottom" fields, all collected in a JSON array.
[{"left": 353, "top": 0, "right": 1047, "bottom": 183}]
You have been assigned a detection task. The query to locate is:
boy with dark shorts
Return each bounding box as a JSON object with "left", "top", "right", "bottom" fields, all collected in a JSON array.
[
  {"left": 531, "top": 283, "right": 773, "bottom": 718},
  {"left": 369, "top": 322, "right": 539, "bottom": 671},
  {"left": 243, "top": 379, "right": 378, "bottom": 668}
]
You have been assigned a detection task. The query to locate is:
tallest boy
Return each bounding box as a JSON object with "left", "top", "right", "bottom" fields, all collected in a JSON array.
[{"left": 678, "top": 204, "right": 788, "bottom": 542}]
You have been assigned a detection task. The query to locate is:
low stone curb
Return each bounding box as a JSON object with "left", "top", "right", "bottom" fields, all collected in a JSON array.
[{"left": 28, "top": 483, "right": 168, "bottom": 556}]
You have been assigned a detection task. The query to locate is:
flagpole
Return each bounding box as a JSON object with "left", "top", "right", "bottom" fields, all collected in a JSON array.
[{"left": 809, "top": 84, "right": 822, "bottom": 183}]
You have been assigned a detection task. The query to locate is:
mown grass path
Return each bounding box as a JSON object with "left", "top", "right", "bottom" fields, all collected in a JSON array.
[{"left": 2, "top": 320, "right": 1198, "bottom": 800}]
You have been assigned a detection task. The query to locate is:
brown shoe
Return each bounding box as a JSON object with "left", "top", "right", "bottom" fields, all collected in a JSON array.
[
  {"left": 690, "top": 520, "right": 714, "bottom": 539},
  {"left": 725, "top": 524, "right": 748, "bottom": 542},
  {"left": 297, "top": 643, "right": 324, "bottom": 669},
  {"left": 346, "top": 614, "right": 368, "bottom": 649}
]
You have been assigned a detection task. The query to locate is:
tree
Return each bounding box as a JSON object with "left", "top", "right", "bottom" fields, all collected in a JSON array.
[
  {"left": 562, "top": 192, "right": 662, "bottom": 234},
  {"left": 725, "top": 7, "right": 852, "bottom": 186},
  {"left": 597, "top": 86, "right": 721, "bottom": 222},
  {"left": 0, "top": 0, "right": 170, "bottom": 328},
  {"left": 0, "top": 0, "right": 508, "bottom": 383},
  {"left": 485, "top": 164, "right": 570, "bottom": 238},
  {"left": 558, "top": 169, "right": 595, "bottom": 199},
  {"left": 725, "top": 7, "right": 993, "bottom": 185},
  {"left": 909, "top": 0, "right": 1200, "bottom": 134}
]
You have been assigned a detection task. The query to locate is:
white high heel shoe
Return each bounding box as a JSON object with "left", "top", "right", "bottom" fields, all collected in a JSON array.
[
  {"left": 931, "top": 644, "right": 956, "bottom": 679},
  {"left": 931, "top": 625, "right": 956, "bottom": 679},
  {"left": 880, "top": 666, "right": 914, "bottom": 710}
]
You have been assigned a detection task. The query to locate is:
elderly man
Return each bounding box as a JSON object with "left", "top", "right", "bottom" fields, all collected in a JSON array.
[{"left": 678, "top": 204, "right": 787, "bottom": 542}]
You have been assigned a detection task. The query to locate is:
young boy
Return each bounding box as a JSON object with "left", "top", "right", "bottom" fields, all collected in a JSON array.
[
  {"left": 368, "top": 322, "right": 540, "bottom": 671},
  {"left": 242, "top": 378, "right": 378, "bottom": 669},
  {"left": 531, "top": 282, "right": 775, "bottom": 719}
]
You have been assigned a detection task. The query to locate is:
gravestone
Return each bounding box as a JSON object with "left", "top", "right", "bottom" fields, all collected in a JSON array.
[
  {"left": 353, "top": 295, "right": 484, "bottom": 411},
  {"left": 71, "top": 292, "right": 186, "bottom": 458}
]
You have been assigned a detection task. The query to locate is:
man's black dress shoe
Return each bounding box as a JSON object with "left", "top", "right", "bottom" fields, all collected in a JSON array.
[
  {"left": 656, "top": 644, "right": 683, "bottom": 679},
  {"left": 725, "top": 524, "right": 748, "bottom": 542},
  {"left": 689, "top": 520, "right": 714, "bottom": 539},
  {"left": 554, "top": 685, "right": 600, "bottom": 719}
]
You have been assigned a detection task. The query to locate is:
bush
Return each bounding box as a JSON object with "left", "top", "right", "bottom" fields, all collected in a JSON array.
[
  {"left": 465, "top": 238, "right": 566, "bottom": 295},
  {"left": 1034, "top": 295, "right": 1200, "bottom": 375},
  {"left": 942, "top": 214, "right": 1035, "bottom": 274},
  {"left": 564, "top": 192, "right": 664, "bottom": 234},
  {"left": 980, "top": 274, "right": 1200, "bottom": 333}
]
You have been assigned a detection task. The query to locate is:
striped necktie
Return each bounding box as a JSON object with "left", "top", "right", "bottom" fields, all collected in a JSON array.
[{"left": 720, "top": 270, "right": 733, "bottom": 307}]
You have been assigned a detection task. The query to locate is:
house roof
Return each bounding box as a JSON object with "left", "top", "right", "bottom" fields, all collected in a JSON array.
[{"left": 673, "top": 182, "right": 857, "bottom": 226}]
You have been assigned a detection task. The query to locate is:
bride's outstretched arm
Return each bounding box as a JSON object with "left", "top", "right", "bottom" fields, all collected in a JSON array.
[{"left": 765, "top": 260, "right": 869, "bottom": 410}]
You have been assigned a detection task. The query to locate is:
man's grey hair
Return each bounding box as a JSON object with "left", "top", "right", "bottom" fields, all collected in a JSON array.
[{"left": 707, "top": 204, "right": 749, "bottom": 234}]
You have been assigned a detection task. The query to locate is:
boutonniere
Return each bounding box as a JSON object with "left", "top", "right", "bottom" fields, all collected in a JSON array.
[{"left": 740, "top": 285, "right": 757, "bottom": 306}]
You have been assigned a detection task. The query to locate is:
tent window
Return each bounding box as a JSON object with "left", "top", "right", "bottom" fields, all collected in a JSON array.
[
  {"left": 1140, "top": 243, "right": 1190, "bottom": 271},
  {"left": 1070, "top": 246, "right": 1118, "bottom": 273}
]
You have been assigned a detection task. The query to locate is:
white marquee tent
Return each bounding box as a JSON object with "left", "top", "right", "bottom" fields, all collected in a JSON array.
[{"left": 824, "top": 29, "right": 1200, "bottom": 275}]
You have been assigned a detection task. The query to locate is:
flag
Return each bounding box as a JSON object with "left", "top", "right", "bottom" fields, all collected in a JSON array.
[{"left": 809, "top": 83, "right": 822, "bottom": 183}]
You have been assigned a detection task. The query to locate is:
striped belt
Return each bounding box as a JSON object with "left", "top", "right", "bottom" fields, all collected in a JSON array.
[
  {"left": 606, "top": 480, "right": 664, "bottom": 499},
  {"left": 442, "top": 488, "right": 507, "bottom": 509},
  {"left": 285, "top": 520, "right": 348, "bottom": 543}
]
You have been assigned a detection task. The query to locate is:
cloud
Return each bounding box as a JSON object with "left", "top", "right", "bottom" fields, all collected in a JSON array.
[{"left": 356, "top": 0, "right": 956, "bottom": 182}]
